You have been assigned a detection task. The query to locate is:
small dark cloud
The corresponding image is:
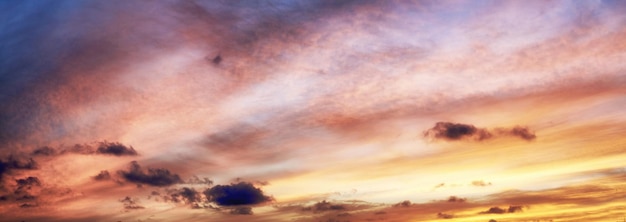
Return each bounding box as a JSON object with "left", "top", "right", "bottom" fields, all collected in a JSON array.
[
  {"left": 424, "top": 122, "right": 536, "bottom": 142},
  {"left": 204, "top": 182, "right": 272, "bottom": 206},
  {"left": 0, "top": 156, "right": 37, "bottom": 179},
  {"left": 93, "top": 170, "right": 111, "bottom": 181},
  {"left": 33, "top": 142, "right": 141, "bottom": 157},
  {"left": 117, "top": 161, "right": 183, "bottom": 187},
  {"left": 424, "top": 122, "right": 492, "bottom": 141},
  {"left": 437, "top": 212, "right": 454, "bottom": 219},
  {"left": 303, "top": 200, "right": 346, "bottom": 211},
  {"left": 61, "top": 144, "right": 95, "bottom": 155},
  {"left": 471, "top": 180, "right": 492, "bottom": 187},
  {"left": 15, "top": 177, "right": 40, "bottom": 198},
  {"left": 393, "top": 200, "right": 412, "bottom": 207},
  {"left": 212, "top": 55, "right": 222, "bottom": 64},
  {"left": 480, "top": 207, "right": 506, "bottom": 214},
  {"left": 489, "top": 219, "right": 497, "bottom": 222},
  {"left": 16, "top": 194, "right": 36, "bottom": 201},
  {"left": 16, "top": 176, "right": 41, "bottom": 187},
  {"left": 32, "top": 146, "right": 56, "bottom": 156},
  {"left": 0, "top": 176, "right": 41, "bottom": 204},
  {"left": 19, "top": 203, "right": 38, "bottom": 208},
  {"left": 508, "top": 126, "right": 536, "bottom": 141},
  {"left": 96, "top": 142, "right": 138, "bottom": 156},
  {"left": 169, "top": 187, "right": 202, "bottom": 204},
  {"left": 120, "top": 196, "right": 145, "bottom": 210},
  {"left": 507, "top": 205, "right": 524, "bottom": 213},
  {"left": 230, "top": 206, "right": 253, "bottom": 215},
  {"left": 447, "top": 196, "right": 466, "bottom": 203},
  {"left": 479, "top": 206, "right": 523, "bottom": 214},
  {"left": 150, "top": 191, "right": 160, "bottom": 196}
]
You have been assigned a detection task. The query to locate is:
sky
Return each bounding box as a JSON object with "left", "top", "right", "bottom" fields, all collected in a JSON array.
[{"left": 1, "top": 0, "right": 625, "bottom": 221}]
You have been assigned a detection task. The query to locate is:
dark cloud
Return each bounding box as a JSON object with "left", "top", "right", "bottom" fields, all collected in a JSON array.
[
  {"left": 169, "top": 187, "right": 202, "bottom": 204},
  {"left": 120, "top": 196, "right": 145, "bottom": 210},
  {"left": 93, "top": 170, "right": 111, "bottom": 181},
  {"left": 303, "top": 200, "right": 346, "bottom": 211},
  {"left": 16, "top": 176, "right": 41, "bottom": 187},
  {"left": 230, "top": 206, "right": 253, "bottom": 215},
  {"left": 437, "top": 212, "right": 454, "bottom": 219},
  {"left": 393, "top": 200, "right": 412, "bottom": 207},
  {"left": 33, "top": 142, "right": 139, "bottom": 157},
  {"left": 479, "top": 206, "right": 524, "bottom": 214},
  {"left": 507, "top": 205, "right": 524, "bottom": 213},
  {"left": 204, "top": 182, "right": 271, "bottom": 206},
  {"left": 31, "top": 146, "right": 56, "bottom": 156},
  {"left": 212, "top": 55, "right": 222, "bottom": 64},
  {"left": 19, "top": 203, "right": 38, "bottom": 208},
  {"left": 0, "top": 176, "right": 41, "bottom": 206},
  {"left": 508, "top": 126, "right": 536, "bottom": 141},
  {"left": 96, "top": 142, "right": 138, "bottom": 156},
  {"left": 424, "top": 122, "right": 491, "bottom": 141},
  {"left": 480, "top": 207, "right": 506, "bottom": 214},
  {"left": 0, "top": 156, "right": 37, "bottom": 179},
  {"left": 117, "top": 161, "right": 182, "bottom": 187},
  {"left": 61, "top": 144, "right": 95, "bottom": 155},
  {"left": 425, "top": 122, "right": 536, "bottom": 141},
  {"left": 447, "top": 196, "right": 466, "bottom": 203},
  {"left": 33, "top": 144, "right": 93, "bottom": 156}
]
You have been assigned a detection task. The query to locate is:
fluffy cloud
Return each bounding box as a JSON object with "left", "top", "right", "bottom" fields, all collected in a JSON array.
[{"left": 203, "top": 182, "right": 271, "bottom": 206}]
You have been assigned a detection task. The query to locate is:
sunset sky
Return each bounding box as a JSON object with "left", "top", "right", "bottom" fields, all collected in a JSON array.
[{"left": 1, "top": 0, "right": 626, "bottom": 221}]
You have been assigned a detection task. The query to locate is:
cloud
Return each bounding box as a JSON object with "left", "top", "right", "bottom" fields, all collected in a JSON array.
[
  {"left": 303, "top": 200, "right": 347, "bottom": 211},
  {"left": 479, "top": 206, "right": 524, "bottom": 214},
  {"left": 471, "top": 180, "right": 493, "bottom": 187},
  {"left": 505, "top": 126, "right": 537, "bottom": 141},
  {"left": 437, "top": 212, "right": 454, "bottom": 219},
  {"left": 230, "top": 206, "right": 253, "bottom": 215},
  {"left": 204, "top": 182, "right": 272, "bottom": 206},
  {"left": 393, "top": 200, "right": 412, "bottom": 207},
  {"left": 0, "top": 176, "right": 42, "bottom": 207},
  {"left": 507, "top": 205, "right": 524, "bottom": 213},
  {"left": 169, "top": 187, "right": 202, "bottom": 204},
  {"left": 32, "top": 142, "right": 138, "bottom": 156},
  {"left": 185, "top": 175, "right": 213, "bottom": 185},
  {"left": 31, "top": 146, "right": 56, "bottom": 156},
  {"left": 480, "top": 206, "right": 506, "bottom": 214},
  {"left": 117, "top": 161, "right": 182, "bottom": 187},
  {"left": 424, "top": 122, "right": 492, "bottom": 141},
  {"left": 424, "top": 122, "right": 536, "bottom": 141},
  {"left": 120, "top": 196, "right": 145, "bottom": 210},
  {"left": 95, "top": 142, "right": 138, "bottom": 156},
  {"left": 0, "top": 156, "right": 37, "bottom": 179},
  {"left": 60, "top": 144, "right": 95, "bottom": 155},
  {"left": 92, "top": 170, "right": 111, "bottom": 181},
  {"left": 447, "top": 196, "right": 466, "bottom": 203},
  {"left": 19, "top": 203, "right": 38, "bottom": 208},
  {"left": 15, "top": 176, "right": 41, "bottom": 187}
]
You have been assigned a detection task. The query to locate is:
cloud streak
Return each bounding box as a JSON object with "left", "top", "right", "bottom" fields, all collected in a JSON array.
[{"left": 424, "top": 122, "right": 536, "bottom": 141}]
